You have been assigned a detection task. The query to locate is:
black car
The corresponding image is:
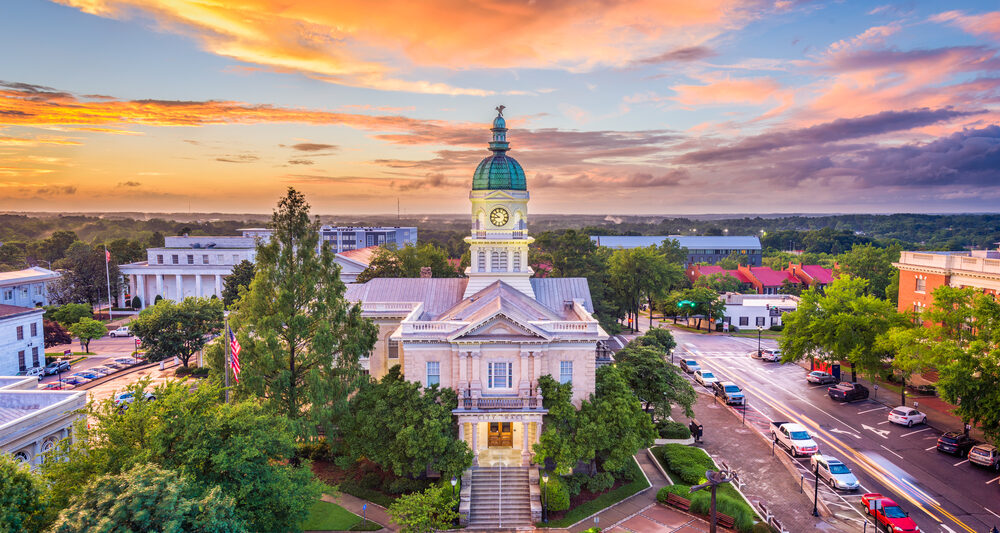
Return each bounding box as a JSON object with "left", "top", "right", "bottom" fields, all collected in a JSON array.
[
  {"left": 936, "top": 431, "right": 978, "bottom": 456},
  {"left": 827, "top": 382, "right": 869, "bottom": 402}
]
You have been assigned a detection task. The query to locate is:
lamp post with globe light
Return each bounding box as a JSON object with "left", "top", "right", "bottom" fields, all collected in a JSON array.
[
  {"left": 541, "top": 472, "right": 549, "bottom": 523},
  {"left": 450, "top": 476, "right": 459, "bottom": 526},
  {"left": 690, "top": 469, "right": 736, "bottom": 533}
]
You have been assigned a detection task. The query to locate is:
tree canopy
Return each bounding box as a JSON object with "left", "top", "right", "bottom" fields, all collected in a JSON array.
[
  {"left": 356, "top": 243, "right": 459, "bottom": 282},
  {"left": 130, "top": 296, "right": 223, "bottom": 367},
  {"left": 221, "top": 259, "right": 255, "bottom": 308},
  {"left": 68, "top": 317, "right": 106, "bottom": 353},
  {"left": 616, "top": 340, "right": 696, "bottom": 418},
  {"left": 0, "top": 453, "right": 47, "bottom": 533}
]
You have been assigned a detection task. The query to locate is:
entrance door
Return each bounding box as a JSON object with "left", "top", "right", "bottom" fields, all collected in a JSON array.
[{"left": 487, "top": 422, "right": 513, "bottom": 448}]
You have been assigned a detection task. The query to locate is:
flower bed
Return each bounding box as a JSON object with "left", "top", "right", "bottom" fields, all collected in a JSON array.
[{"left": 539, "top": 458, "right": 649, "bottom": 528}]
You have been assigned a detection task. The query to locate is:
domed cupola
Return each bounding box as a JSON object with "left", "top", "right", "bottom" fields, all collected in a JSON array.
[{"left": 472, "top": 105, "right": 526, "bottom": 190}]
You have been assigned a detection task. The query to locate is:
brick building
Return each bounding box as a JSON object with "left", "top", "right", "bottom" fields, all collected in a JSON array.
[{"left": 893, "top": 249, "right": 1000, "bottom": 318}]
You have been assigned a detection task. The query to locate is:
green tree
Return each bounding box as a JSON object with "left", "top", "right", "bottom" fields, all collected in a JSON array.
[
  {"left": 615, "top": 342, "right": 696, "bottom": 418},
  {"left": 658, "top": 238, "right": 689, "bottom": 265},
  {"left": 43, "top": 318, "right": 72, "bottom": 347},
  {"left": 68, "top": 317, "right": 106, "bottom": 353},
  {"left": 835, "top": 243, "right": 901, "bottom": 300},
  {"left": 778, "top": 278, "right": 802, "bottom": 296},
  {"left": 49, "top": 464, "right": 247, "bottom": 533},
  {"left": 342, "top": 366, "right": 473, "bottom": 478},
  {"left": 694, "top": 273, "right": 746, "bottom": 293},
  {"left": 42, "top": 379, "right": 320, "bottom": 533},
  {"left": 221, "top": 259, "right": 255, "bottom": 307},
  {"left": 532, "top": 375, "right": 583, "bottom": 475},
  {"left": 875, "top": 325, "right": 929, "bottom": 405},
  {"left": 0, "top": 453, "right": 47, "bottom": 533},
  {"left": 387, "top": 484, "right": 459, "bottom": 533},
  {"left": 53, "top": 242, "right": 122, "bottom": 307},
  {"left": 610, "top": 247, "right": 680, "bottom": 332},
  {"left": 356, "top": 243, "right": 458, "bottom": 282},
  {"left": 229, "top": 188, "right": 377, "bottom": 441},
  {"left": 716, "top": 251, "right": 749, "bottom": 270},
  {"left": 103, "top": 238, "right": 146, "bottom": 265},
  {"left": 577, "top": 365, "right": 657, "bottom": 472},
  {"left": 780, "top": 276, "right": 906, "bottom": 382},
  {"left": 130, "top": 297, "right": 224, "bottom": 367},
  {"left": 44, "top": 303, "right": 93, "bottom": 326}
]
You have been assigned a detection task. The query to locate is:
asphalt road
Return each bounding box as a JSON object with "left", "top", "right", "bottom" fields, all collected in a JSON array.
[{"left": 670, "top": 328, "right": 1000, "bottom": 533}]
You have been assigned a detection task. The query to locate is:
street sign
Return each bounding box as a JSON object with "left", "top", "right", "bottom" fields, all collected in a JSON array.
[
  {"left": 63, "top": 349, "right": 71, "bottom": 356},
  {"left": 135, "top": 338, "right": 141, "bottom": 348}
]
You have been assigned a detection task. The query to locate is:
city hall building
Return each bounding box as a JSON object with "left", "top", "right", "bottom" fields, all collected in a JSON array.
[{"left": 347, "top": 109, "right": 606, "bottom": 468}]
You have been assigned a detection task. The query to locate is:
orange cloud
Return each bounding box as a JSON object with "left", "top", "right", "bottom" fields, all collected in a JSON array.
[
  {"left": 932, "top": 11, "right": 1000, "bottom": 40},
  {"left": 55, "top": 0, "right": 757, "bottom": 93},
  {"left": 671, "top": 77, "right": 783, "bottom": 107}
]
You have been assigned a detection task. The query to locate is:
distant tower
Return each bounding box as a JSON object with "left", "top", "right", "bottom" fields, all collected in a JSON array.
[{"left": 464, "top": 106, "right": 534, "bottom": 298}]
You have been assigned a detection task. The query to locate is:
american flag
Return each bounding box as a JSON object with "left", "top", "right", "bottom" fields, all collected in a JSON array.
[{"left": 229, "top": 328, "right": 242, "bottom": 382}]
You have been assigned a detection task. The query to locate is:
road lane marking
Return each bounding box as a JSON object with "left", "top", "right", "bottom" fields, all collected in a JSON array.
[
  {"left": 862, "top": 424, "right": 891, "bottom": 439},
  {"left": 952, "top": 459, "right": 968, "bottom": 467},
  {"left": 877, "top": 421, "right": 892, "bottom": 425},
  {"left": 830, "top": 427, "right": 861, "bottom": 439},
  {"left": 880, "top": 445, "right": 904, "bottom": 460},
  {"left": 858, "top": 407, "right": 887, "bottom": 414},
  {"left": 901, "top": 427, "right": 933, "bottom": 438},
  {"left": 986, "top": 475, "right": 1000, "bottom": 485},
  {"left": 985, "top": 507, "right": 1000, "bottom": 519},
  {"left": 925, "top": 445, "right": 938, "bottom": 451},
  {"left": 942, "top": 525, "right": 957, "bottom": 533}
]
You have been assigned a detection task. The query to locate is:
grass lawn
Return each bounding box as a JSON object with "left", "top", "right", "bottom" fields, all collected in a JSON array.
[
  {"left": 539, "top": 458, "right": 650, "bottom": 528},
  {"left": 300, "top": 500, "right": 363, "bottom": 531}
]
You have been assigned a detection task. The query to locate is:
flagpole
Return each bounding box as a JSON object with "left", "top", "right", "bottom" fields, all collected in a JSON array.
[
  {"left": 104, "top": 245, "right": 114, "bottom": 322},
  {"left": 224, "top": 312, "right": 231, "bottom": 404}
]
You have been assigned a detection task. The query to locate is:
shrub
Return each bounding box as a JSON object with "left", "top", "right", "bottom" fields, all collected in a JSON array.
[
  {"left": 563, "top": 473, "right": 586, "bottom": 497},
  {"left": 653, "top": 444, "right": 714, "bottom": 485},
  {"left": 386, "top": 477, "right": 428, "bottom": 495},
  {"left": 586, "top": 472, "right": 615, "bottom": 494},
  {"left": 768, "top": 324, "right": 784, "bottom": 332},
  {"left": 753, "top": 523, "right": 777, "bottom": 533},
  {"left": 359, "top": 472, "right": 382, "bottom": 490},
  {"left": 656, "top": 420, "right": 691, "bottom": 440},
  {"left": 656, "top": 485, "right": 690, "bottom": 503},
  {"left": 659, "top": 485, "right": 756, "bottom": 533},
  {"left": 296, "top": 441, "right": 331, "bottom": 461},
  {"left": 541, "top": 474, "right": 570, "bottom": 512}
]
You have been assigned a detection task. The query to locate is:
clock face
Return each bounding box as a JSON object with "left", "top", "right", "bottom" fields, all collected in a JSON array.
[{"left": 489, "top": 207, "right": 509, "bottom": 227}]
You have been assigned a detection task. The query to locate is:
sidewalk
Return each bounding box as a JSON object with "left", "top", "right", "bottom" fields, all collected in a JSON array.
[
  {"left": 318, "top": 492, "right": 396, "bottom": 532},
  {"left": 687, "top": 393, "right": 848, "bottom": 532},
  {"left": 563, "top": 452, "right": 666, "bottom": 533}
]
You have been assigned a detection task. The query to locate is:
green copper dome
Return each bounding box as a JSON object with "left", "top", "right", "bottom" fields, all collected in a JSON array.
[{"left": 472, "top": 106, "right": 527, "bottom": 190}]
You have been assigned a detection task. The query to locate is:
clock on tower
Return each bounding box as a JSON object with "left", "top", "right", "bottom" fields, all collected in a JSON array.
[{"left": 490, "top": 207, "right": 509, "bottom": 227}]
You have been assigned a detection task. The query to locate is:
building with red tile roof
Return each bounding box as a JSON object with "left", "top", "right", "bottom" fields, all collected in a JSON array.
[
  {"left": 787, "top": 262, "right": 836, "bottom": 289},
  {"left": 738, "top": 265, "right": 801, "bottom": 295}
]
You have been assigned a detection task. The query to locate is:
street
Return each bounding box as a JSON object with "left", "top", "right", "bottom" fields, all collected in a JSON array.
[
  {"left": 41, "top": 335, "right": 144, "bottom": 386},
  {"left": 668, "top": 327, "right": 1000, "bottom": 533}
]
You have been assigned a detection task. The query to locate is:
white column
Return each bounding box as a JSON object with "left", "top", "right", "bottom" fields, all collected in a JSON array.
[
  {"left": 522, "top": 421, "right": 530, "bottom": 465},
  {"left": 458, "top": 422, "right": 465, "bottom": 443},
  {"left": 137, "top": 275, "right": 146, "bottom": 309},
  {"left": 175, "top": 274, "right": 182, "bottom": 300},
  {"left": 471, "top": 422, "right": 479, "bottom": 465},
  {"left": 155, "top": 274, "right": 164, "bottom": 300},
  {"left": 215, "top": 274, "right": 223, "bottom": 297},
  {"left": 195, "top": 274, "right": 202, "bottom": 298}
]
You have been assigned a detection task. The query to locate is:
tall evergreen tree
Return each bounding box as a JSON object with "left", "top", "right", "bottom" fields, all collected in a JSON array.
[
  {"left": 230, "top": 188, "right": 377, "bottom": 440},
  {"left": 221, "top": 259, "right": 255, "bottom": 307}
]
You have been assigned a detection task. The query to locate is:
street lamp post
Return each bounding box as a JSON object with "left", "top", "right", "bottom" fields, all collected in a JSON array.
[
  {"left": 450, "top": 476, "right": 458, "bottom": 526},
  {"left": 812, "top": 461, "right": 820, "bottom": 517},
  {"left": 757, "top": 325, "right": 763, "bottom": 357},
  {"left": 541, "top": 472, "right": 549, "bottom": 523},
  {"left": 690, "top": 470, "right": 736, "bottom": 533}
]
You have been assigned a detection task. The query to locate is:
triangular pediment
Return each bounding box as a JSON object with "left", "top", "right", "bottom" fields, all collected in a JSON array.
[
  {"left": 483, "top": 190, "right": 518, "bottom": 201},
  {"left": 450, "top": 311, "right": 550, "bottom": 341}
]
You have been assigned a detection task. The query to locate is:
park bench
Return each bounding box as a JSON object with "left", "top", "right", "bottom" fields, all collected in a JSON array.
[
  {"left": 717, "top": 512, "right": 736, "bottom": 529},
  {"left": 665, "top": 492, "right": 691, "bottom": 511}
]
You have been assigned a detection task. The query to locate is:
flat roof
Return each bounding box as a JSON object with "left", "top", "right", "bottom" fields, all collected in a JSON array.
[
  {"left": 0, "top": 304, "right": 43, "bottom": 319},
  {"left": 0, "top": 266, "right": 60, "bottom": 285}
]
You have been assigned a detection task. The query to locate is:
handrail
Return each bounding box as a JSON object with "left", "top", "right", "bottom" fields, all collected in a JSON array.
[{"left": 498, "top": 465, "right": 503, "bottom": 529}]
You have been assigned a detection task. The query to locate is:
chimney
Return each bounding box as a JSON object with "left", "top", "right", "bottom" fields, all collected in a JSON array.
[{"left": 420, "top": 266, "right": 432, "bottom": 278}]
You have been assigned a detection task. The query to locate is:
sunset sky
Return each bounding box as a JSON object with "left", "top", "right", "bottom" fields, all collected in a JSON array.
[{"left": 3, "top": 0, "right": 1000, "bottom": 215}]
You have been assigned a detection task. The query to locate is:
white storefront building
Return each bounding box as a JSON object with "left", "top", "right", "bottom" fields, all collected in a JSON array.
[
  {"left": 0, "top": 267, "right": 61, "bottom": 308},
  {"left": 0, "top": 376, "right": 85, "bottom": 466},
  {"left": 0, "top": 304, "right": 46, "bottom": 376},
  {"left": 720, "top": 292, "right": 799, "bottom": 330}
]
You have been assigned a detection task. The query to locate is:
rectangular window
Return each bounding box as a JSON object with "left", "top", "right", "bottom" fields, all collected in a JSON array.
[
  {"left": 770, "top": 316, "right": 779, "bottom": 326},
  {"left": 187, "top": 255, "right": 194, "bottom": 265},
  {"left": 739, "top": 316, "right": 749, "bottom": 326},
  {"left": 217, "top": 254, "right": 224, "bottom": 263},
  {"left": 171, "top": 255, "right": 179, "bottom": 265},
  {"left": 232, "top": 254, "right": 239, "bottom": 263},
  {"left": 18, "top": 350, "right": 26, "bottom": 372},
  {"left": 388, "top": 339, "right": 399, "bottom": 359},
  {"left": 202, "top": 254, "right": 209, "bottom": 265},
  {"left": 30, "top": 322, "right": 37, "bottom": 336},
  {"left": 16, "top": 326, "right": 24, "bottom": 340},
  {"left": 560, "top": 361, "right": 573, "bottom": 384},
  {"left": 756, "top": 316, "right": 766, "bottom": 326},
  {"left": 426, "top": 361, "right": 440, "bottom": 386},
  {"left": 915, "top": 277, "right": 926, "bottom": 292},
  {"left": 157, "top": 254, "right": 164, "bottom": 264},
  {"left": 3, "top": 289, "right": 12, "bottom": 300},
  {"left": 487, "top": 362, "right": 513, "bottom": 389},
  {"left": 31, "top": 347, "right": 39, "bottom": 367},
  {"left": 34, "top": 285, "right": 42, "bottom": 295}
]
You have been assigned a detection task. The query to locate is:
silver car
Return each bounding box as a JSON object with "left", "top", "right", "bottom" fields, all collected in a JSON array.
[{"left": 811, "top": 454, "right": 859, "bottom": 491}]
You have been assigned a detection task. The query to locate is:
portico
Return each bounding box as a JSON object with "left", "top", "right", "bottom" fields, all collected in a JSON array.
[{"left": 456, "top": 404, "right": 546, "bottom": 467}]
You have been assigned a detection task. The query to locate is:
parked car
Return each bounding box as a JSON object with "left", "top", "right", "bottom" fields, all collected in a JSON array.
[
  {"left": 713, "top": 381, "right": 745, "bottom": 405},
  {"left": 680, "top": 359, "right": 700, "bottom": 373},
  {"left": 762, "top": 349, "right": 782, "bottom": 362},
  {"left": 806, "top": 371, "right": 837, "bottom": 385},
  {"left": 114, "top": 391, "right": 156, "bottom": 406},
  {"left": 41, "top": 382, "right": 65, "bottom": 390},
  {"left": 60, "top": 377, "right": 88, "bottom": 386},
  {"left": 72, "top": 371, "right": 100, "bottom": 380},
  {"left": 887, "top": 406, "right": 926, "bottom": 427},
  {"left": 694, "top": 369, "right": 719, "bottom": 387},
  {"left": 811, "top": 454, "right": 860, "bottom": 491},
  {"left": 936, "top": 431, "right": 977, "bottom": 456},
  {"left": 770, "top": 421, "right": 819, "bottom": 457},
  {"left": 114, "top": 357, "right": 138, "bottom": 366},
  {"left": 109, "top": 326, "right": 131, "bottom": 337},
  {"left": 969, "top": 444, "right": 1000, "bottom": 471},
  {"left": 861, "top": 493, "right": 920, "bottom": 532},
  {"left": 16, "top": 366, "right": 44, "bottom": 379},
  {"left": 44, "top": 361, "right": 72, "bottom": 376},
  {"left": 827, "top": 382, "right": 869, "bottom": 402}
]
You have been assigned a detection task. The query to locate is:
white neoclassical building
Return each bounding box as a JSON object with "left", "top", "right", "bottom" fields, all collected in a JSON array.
[
  {"left": 0, "top": 376, "right": 85, "bottom": 467},
  {"left": 347, "top": 109, "right": 607, "bottom": 470},
  {"left": 0, "top": 304, "right": 45, "bottom": 377},
  {"left": 0, "top": 267, "right": 61, "bottom": 308}
]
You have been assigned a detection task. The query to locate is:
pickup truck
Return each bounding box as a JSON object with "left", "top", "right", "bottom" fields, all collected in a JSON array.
[
  {"left": 861, "top": 493, "right": 920, "bottom": 532},
  {"left": 109, "top": 326, "right": 131, "bottom": 337},
  {"left": 827, "top": 382, "right": 869, "bottom": 402},
  {"left": 770, "top": 421, "right": 819, "bottom": 457}
]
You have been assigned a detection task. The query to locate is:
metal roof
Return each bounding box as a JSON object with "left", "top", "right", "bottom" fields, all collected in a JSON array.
[
  {"left": 345, "top": 278, "right": 469, "bottom": 319},
  {"left": 0, "top": 266, "right": 60, "bottom": 286},
  {"left": 530, "top": 278, "right": 594, "bottom": 314}
]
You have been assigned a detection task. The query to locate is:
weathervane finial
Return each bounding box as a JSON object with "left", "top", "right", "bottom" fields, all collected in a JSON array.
[{"left": 495, "top": 105, "right": 505, "bottom": 117}]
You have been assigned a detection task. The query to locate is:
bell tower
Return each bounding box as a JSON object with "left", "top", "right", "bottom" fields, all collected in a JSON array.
[{"left": 464, "top": 106, "right": 534, "bottom": 299}]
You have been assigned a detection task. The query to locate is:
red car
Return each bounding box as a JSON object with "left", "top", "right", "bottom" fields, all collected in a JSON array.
[{"left": 861, "top": 493, "right": 919, "bottom": 532}]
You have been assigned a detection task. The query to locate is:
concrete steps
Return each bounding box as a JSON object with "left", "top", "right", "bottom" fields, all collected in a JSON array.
[{"left": 467, "top": 466, "right": 533, "bottom": 529}]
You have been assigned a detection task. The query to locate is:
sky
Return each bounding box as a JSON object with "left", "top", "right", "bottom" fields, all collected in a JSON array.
[{"left": 2, "top": 0, "right": 1000, "bottom": 215}]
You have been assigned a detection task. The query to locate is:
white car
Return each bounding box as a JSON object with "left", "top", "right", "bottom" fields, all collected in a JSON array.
[
  {"left": 887, "top": 406, "right": 926, "bottom": 427},
  {"left": 762, "top": 349, "right": 782, "bottom": 362},
  {"left": 109, "top": 326, "right": 131, "bottom": 337},
  {"left": 694, "top": 369, "right": 719, "bottom": 387},
  {"left": 811, "top": 454, "right": 860, "bottom": 491}
]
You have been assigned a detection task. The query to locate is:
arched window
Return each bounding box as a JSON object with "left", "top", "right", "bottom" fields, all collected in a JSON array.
[
  {"left": 491, "top": 251, "right": 499, "bottom": 271},
  {"left": 478, "top": 251, "right": 486, "bottom": 272},
  {"left": 13, "top": 451, "right": 29, "bottom": 463},
  {"left": 513, "top": 251, "right": 521, "bottom": 272},
  {"left": 499, "top": 251, "right": 508, "bottom": 271}
]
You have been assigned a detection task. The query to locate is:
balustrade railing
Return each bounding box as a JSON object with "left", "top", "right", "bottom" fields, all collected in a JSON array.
[{"left": 457, "top": 395, "right": 542, "bottom": 410}]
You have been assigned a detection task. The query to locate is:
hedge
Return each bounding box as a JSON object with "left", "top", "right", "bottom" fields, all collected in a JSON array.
[
  {"left": 656, "top": 420, "right": 691, "bottom": 440},
  {"left": 657, "top": 486, "right": 755, "bottom": 532},
  {"left": 652, "top": 444, "right": 714, "bottom": 484},
  {"left": 542, "top": 474, "right": 571, "bottom": 511}
]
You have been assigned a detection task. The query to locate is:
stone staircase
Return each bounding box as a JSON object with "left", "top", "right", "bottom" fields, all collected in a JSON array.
[{"left": 467, "top": 466, "right": 533, "bottom": 530}]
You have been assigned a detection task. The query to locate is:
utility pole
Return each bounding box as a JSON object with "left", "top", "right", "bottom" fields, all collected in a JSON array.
[{"left": 812, "top": 461, "right": 820, "bottom": 517}]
